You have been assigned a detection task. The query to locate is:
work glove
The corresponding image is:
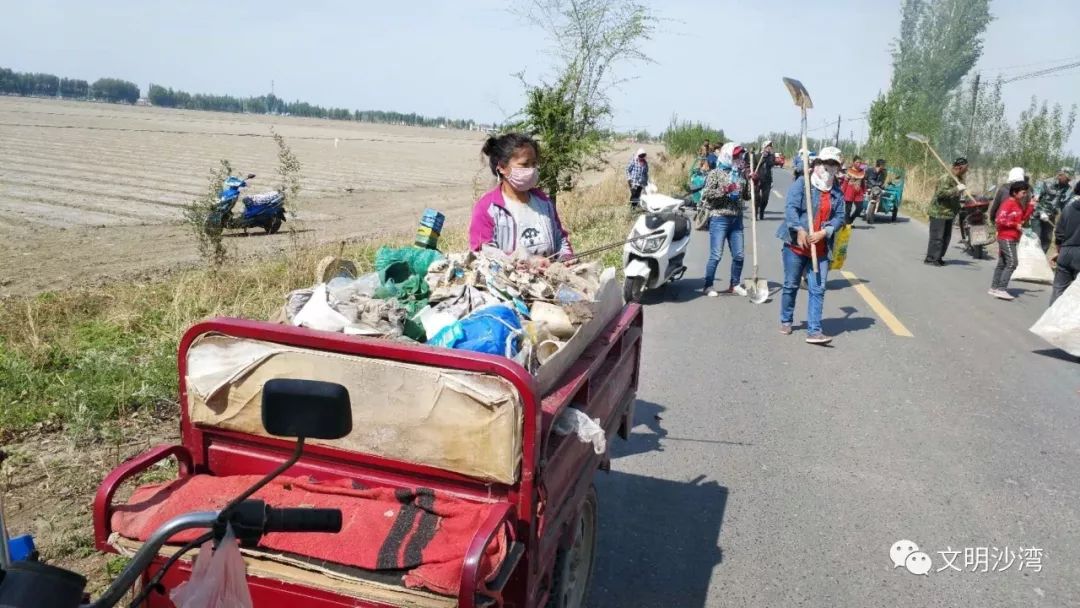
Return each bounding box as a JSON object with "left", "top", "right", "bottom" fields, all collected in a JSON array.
[
  {"left": 1040, "top": 212, "right": 1050, "bottom": 222},
  {"left": 956, "top": 183, "right": 967, "bottom": 193}
]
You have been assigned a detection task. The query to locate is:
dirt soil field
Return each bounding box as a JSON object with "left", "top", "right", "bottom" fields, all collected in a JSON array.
[
  {"left": 0, "top": 97, "right": 493, "bottom": 296},
  {"left": 1, "top": 97, "right": 652, "bottom": 297}
]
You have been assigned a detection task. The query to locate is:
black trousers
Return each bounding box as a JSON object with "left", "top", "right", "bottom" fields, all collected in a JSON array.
[
  {"left": 1033, "top": 219, "right": 1054, "bottom": 253},
  {"left": 630, "top": 185, "right": 642, "bottom": 206},
  {"left": 845, "top": 200, "right": 865, "bottom": 225},
  {"left": 926, "top": 217, "right": 954, "bottom": 263},
  {"left": 755, "top": 182, "right": 772, "bottom": 218},
  {"left": 1051, "top": 247, "right": 1079, "bottom": 305}
]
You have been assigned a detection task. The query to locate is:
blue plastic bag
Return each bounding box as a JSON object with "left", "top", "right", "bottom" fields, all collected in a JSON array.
[{"left": 429, "top": 304, "right": 523, "bottom": 357}]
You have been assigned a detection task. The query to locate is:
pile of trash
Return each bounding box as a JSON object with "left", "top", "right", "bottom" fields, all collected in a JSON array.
[{"left": 279, "top": 246, "right": 609, "bottom": 373}]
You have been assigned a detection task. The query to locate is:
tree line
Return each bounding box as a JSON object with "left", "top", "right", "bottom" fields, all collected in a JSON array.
[
  {"left": 0, "top": 65, "right": 480, "bottom": 129},
  {"left": 867, "top": 0, "right": 1076, "bottom": 182},
  {"left": 146, "top": 85, "right": 478, "bottom": 128},
  {"left": 0, "top": 68, "right": 138, "bottom": 103}
]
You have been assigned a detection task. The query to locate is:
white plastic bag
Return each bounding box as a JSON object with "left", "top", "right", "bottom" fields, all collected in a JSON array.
[
  {"left": 1030, "top": 280, "right": 1080, "bottom": 356},
  {"left": 292, "top": 284, "right": 351, "bottom": 332},
  {"left": 170, "top": 525, "right": 253, "bottom": 608},
  {"left": 1012, "top": 230, "right": 1054, "bottom": 284},
  {"left": 553, "top": 407, "right": 607, "bottom": 454}
]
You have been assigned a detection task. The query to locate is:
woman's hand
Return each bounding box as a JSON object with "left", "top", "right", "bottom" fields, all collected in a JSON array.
[
  {"left": 796, "top": 229, "right": 809, "bottom": 249},
  {"left": 808, "top": 229, "right": 827, "bottom": 244}
]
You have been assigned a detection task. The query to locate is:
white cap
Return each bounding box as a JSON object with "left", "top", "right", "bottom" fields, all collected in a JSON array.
[
  {"left": 636, "top": 148, "right": 647, "bottom": 157},
  {"left": 817, "top": 146, "right": 843, "bottom": 164},
  {"left": 1007, "top": 167, "right": 1025, "bottom": 182},
  {"left": 763, "top": 140, "right": 773, "bottom": 148}
]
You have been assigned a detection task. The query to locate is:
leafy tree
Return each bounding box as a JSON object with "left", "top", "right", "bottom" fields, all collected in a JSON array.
[
  {"left": 90, "top": 78, "right": 139, "bottom": 103},
  {"left": 663, "top": 118, "right": 726, "bottom": 156},
  {"left": 867, "top": 0, "right": 992, "bottom": 165},
  {"left": 510, "top": 0, "right": 656, "bottom": 203}
]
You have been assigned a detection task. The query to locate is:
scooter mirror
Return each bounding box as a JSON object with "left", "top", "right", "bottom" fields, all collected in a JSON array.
[
  {"left": 262, "top": 379, "right": 352, "bottom": 440},
  {"left": 246, "top": 173, "right": 257, "bottom": 179}
]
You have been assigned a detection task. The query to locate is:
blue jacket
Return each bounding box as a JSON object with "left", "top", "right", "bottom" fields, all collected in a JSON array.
[{"left": 775, "top": 176, "right": 846, "bottom": 260}]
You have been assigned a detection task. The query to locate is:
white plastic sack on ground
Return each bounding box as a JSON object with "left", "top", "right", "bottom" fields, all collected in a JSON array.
[
  {"left": 552, "top": 407, "right": 606, "bottom": 454},
  {"left": 1030, "top": 280, "right": 1080, "bottom": 356},
  {"left": 170, "top": 525, "right": 253, "bottom": 608},
  {"left": 1013, "top": 230, "right": 1054, "bottom": 284}
]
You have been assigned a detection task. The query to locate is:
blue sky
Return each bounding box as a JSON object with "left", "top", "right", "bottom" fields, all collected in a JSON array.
[{"left": 3, "top": 0, "right": 1078, "bottom": 152}]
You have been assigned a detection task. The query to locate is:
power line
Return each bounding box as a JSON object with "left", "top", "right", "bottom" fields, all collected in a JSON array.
[
  {"left": 1002, "top": 61, "right": 1080, "bottom": 84},
  {"left": 983, "top": 54, "right": 1080, "bottom": 74}
]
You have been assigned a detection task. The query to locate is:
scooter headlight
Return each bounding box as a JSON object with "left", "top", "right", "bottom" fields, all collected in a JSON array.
[{"left": 635, "top": 231, "right": 665, "bottom": 254}]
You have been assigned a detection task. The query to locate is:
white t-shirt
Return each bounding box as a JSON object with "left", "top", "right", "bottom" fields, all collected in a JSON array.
[{"left": 504, "top": 194, "right": 554, "bottom": 256}]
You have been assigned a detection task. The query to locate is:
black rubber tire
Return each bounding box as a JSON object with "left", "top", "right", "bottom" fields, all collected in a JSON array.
[
  {"left": 866, "top": 202, "right": 876, "bottom": 224},
  {"left": 891, "top": 207, "right": 899, "bottom": 222},
  {"left": 546, "top": 486, "right": 598, "bottom": 608},
  {"left": 623, "top": 276, "right": 645, "bottom": 303},
  {"left": 267, "top": 216, "right": 283, "bottom": 234},
  {"left": 973, "top": 245, "right": 985, "bottom": 260}
]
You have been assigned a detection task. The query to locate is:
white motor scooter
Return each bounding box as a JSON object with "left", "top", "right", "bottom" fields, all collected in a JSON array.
[{"left": 622, "top": 187, "right": 692, "bottom": 302}]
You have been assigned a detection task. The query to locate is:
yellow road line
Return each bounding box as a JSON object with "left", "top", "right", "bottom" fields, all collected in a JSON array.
[{"left": 840, "top": 270, "right": 914, "bottom": 337}]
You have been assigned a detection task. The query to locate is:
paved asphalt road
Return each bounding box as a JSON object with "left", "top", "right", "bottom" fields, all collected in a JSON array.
[{"left": 588, "top": 168, "right": 1080, "bottom": 607}]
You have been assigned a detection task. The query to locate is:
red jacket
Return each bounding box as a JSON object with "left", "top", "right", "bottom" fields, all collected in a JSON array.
[
  {"left": 841, "top": 176, "right": 865, "bottom": 202},
  {"left": 994, "top": 196, "right": 1035, "bottom": 242}
]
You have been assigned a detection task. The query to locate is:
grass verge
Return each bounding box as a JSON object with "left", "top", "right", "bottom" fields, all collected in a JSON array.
[{"left": 0, "top": 158, "right": 689, "bottom": 438}]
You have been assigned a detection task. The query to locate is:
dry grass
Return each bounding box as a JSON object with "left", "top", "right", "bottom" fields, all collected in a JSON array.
[{"left": 0, "top": 155, "right": 690, "bottom": 437}]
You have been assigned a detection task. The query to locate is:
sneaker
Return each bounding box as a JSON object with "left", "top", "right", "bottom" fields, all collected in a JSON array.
[
  {"left": 991, "top": 289, "right": 1015, "bottom": 301},
  {"left": 706, "top": 289, "right": 720, "bottom": 297},
  {"left": 779, "top": 323, "right": 793, "bottom": 335},
  {"left": 805, "top": 332, "right": 833, "bottom": 345},
  {"left": 733, "top": 285, "right": 748, "bottom": 296}
]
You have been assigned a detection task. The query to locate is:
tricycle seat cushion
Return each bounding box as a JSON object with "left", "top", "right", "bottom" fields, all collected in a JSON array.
[
  {"left": 185, "top": 334, "right": 523, "bottom": 483},
  {"left": 111, "top": 474, "right": 508, "bottom": 597}
]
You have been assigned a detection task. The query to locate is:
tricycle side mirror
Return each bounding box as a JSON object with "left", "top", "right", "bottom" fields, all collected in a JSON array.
[
  {"left": 246, "top": 173, "right": 257, "bottom": 179},
  {"left": 262, "top": 379, "right": 352, "bottom": 440}
]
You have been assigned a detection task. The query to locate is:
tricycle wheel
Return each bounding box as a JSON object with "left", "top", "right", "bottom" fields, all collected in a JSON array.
[
  {"left": 623, "top": 276, "right": 645, "bottom": 303},
  {"left": 547, "top": 485, "right": 598, "bottom": 608},
  {"left": 891, "top": 207, "right": 899, "bottom": 222},
  {"left": 865, "top": 202, "right": 876, "bottom": 224},
  {"left": 973, "top": 244, "right": 985, "bottom": 260}
]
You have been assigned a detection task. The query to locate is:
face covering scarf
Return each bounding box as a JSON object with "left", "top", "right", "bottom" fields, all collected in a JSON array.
[{"left": 811, "top": 164, "right": 837, "bottom": 192}]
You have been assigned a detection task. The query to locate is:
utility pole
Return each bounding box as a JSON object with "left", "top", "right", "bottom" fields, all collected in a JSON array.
[
  {"left": 834, "top": 114, "right": 841, "bottom": 147},
  {"left": 966, "top": 73, "right": 980, "bottom": 158}
]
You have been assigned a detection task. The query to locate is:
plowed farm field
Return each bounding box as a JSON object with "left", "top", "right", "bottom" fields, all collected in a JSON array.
[{"left": 0, "top": 96, "right": 489, "bottom": 295}]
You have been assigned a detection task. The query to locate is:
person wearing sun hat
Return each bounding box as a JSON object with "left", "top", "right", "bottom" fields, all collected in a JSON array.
[
  {"left": 626, "top": 148, "right": 650, "bottom": 208},
  {"left": 841, "top": 158, "right": 867, "bottom": 225},
  {"left": 776, "top": 146, "right": 847, "bottom": 345}
]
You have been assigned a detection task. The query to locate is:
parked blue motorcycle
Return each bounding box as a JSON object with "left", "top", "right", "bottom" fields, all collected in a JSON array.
[{"left": 204, "top": 174, "right": 287, "bottom": 236}]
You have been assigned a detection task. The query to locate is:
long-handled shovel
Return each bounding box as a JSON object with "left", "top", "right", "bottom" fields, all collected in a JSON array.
[
  {"left": 740, "top": 151, "right": 769, "bottom": 303},
  {"left": 905, "top": 132, "right": 978, "bottom": 204},
  {"left": 783, "top": 77, "right": 820, "bottom": 285}
]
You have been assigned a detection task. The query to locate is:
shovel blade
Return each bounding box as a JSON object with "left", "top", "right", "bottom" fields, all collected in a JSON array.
[
  {"left": 741, "top": 278, "right": 770, "bottom": 304},
  {"left": 905, "top": 131, "right": 929, "bottom": 144},
  {"left": 782, "top": 77, "right": 813, "bottom": 109}
]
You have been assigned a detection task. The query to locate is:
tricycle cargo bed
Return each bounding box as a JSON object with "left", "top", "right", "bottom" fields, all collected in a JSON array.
[{"left": 92, "top": 304, "right": 643, "bottom": 608}]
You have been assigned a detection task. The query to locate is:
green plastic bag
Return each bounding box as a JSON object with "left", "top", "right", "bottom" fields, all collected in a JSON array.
[{"left": 374, "top": 246, "right": 443, "bottom": 285}]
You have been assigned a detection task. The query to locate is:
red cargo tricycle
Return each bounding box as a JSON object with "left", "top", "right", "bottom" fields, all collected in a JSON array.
[{"left": 76, "top": 302, "right": 641, "bottom": 607}]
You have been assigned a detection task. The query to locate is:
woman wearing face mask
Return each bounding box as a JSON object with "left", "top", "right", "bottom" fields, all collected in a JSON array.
[
  {"left": 469, "top": 133, "right": 574, "bottom": 266},
  {"left": 775, "top": 146, "right": 847, "bottom": 345}
]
